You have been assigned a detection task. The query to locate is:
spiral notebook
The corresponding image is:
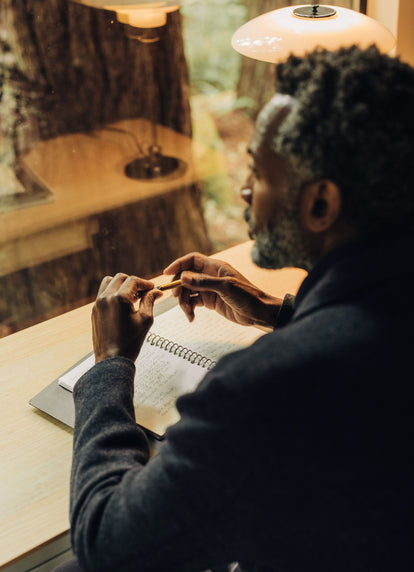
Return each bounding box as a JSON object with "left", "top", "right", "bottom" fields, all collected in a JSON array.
[{"left": 58, "top": 304, "right": 264, "bottom": 438}]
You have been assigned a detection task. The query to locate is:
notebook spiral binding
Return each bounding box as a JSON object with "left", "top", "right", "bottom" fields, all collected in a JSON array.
[{"left": 146, "top": 332, "right": 216, "bottom": 370}]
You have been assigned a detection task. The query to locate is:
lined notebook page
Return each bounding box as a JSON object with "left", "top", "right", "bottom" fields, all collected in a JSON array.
[
  {"left": 59, "top": 304, "right": 264, "bottom": 437},
  {"left": 148, "top": 305, "right": 263, "bottom": 362}
]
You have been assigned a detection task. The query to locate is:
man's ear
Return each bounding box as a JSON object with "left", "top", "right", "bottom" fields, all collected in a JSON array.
[{"left": 300, "top": 180, "right": 342, "bottom": 233}]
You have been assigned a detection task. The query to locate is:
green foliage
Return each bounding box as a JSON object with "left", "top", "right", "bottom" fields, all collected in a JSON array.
[
  {"left": 202, "top": 174, "right": 233, "bottom": 205},
  {"left": 181, "top": 1, "right": 251, "bottom": 239},
  {"left": 181, "top": 0, "right": 247, "bottom": 95}
]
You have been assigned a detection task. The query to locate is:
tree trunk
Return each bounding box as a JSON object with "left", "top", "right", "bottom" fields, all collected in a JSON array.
[{"left": 236, "top": 0, "right": 281, "bottom": 118}]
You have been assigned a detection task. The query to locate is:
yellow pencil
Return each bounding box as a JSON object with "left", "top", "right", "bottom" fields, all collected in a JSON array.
[
  {"left": 156, "top": 279, "right": 183, "bottom": 291},
  {"left": 156, "top": 279, "right": 199, "bottom": 297}
]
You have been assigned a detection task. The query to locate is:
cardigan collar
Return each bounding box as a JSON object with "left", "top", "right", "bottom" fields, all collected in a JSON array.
[{"left": 291, "top": 229, "right": 414, "bottom": 322}]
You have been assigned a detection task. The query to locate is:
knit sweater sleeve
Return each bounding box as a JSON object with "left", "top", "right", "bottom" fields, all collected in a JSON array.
[{"left": 70, "top": 355, "right": 255, "bottom": 572}]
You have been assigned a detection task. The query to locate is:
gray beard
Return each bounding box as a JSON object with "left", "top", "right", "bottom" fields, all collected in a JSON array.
[{"left": 244, "top": 207, "right": 315, "bottom": 271}]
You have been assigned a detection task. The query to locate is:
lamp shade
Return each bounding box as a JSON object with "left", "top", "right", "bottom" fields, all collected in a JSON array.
[
  {"left": 232, "top": 4, "right": 396, "bottom": 63},
  {"left": 70, "top": 1, "right": 179, "bottom": 28}
]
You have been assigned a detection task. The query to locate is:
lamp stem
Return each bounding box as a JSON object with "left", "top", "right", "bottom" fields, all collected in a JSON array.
[{"left": 359, "top": 0, "right": 367, "bottom": 14}]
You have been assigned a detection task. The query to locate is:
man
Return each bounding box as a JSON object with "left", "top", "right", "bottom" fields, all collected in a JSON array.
[{"left": 58, "top": 46, "right": 414, "bottom": 571}]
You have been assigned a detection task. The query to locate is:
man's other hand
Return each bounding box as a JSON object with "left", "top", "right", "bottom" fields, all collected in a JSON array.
[
  {"left": 164, "top": 252, "right": 283, "bottom": 329},
  {"left": 92, "top": 273, "right": 163, "bottom": 364}
]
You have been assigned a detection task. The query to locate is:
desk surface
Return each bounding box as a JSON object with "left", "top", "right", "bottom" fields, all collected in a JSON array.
[{"left": 0, "top": 241, "right": 306, "bottom": 569}]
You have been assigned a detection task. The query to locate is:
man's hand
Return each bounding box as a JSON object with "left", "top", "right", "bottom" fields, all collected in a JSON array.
[
  {"left": 164, "top": 252, "right": 283, "bottom": 329},
  {"left": 92, "top": 273, "right": 163, "bottom": 364}
]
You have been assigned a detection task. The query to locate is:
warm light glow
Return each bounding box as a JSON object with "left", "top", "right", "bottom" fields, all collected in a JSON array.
[
  {"left": 113, "top": 5, "right": 179, "bottom": 27},
  {"left": 232, "top": 4, "right": 396, "bottom": 63},
  {"left": 71, "top": 1, "right": 179, "bottom": 28}
]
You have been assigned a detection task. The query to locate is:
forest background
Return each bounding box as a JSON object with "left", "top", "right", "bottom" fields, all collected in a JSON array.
[{"left": 182, "top": 0, "right": 353, "bottom": 250}]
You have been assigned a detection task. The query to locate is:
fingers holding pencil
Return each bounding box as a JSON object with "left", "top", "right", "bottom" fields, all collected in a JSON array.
[
  {"left": 157, "top": 277, "right": 203, "bottom": 322},
  {"left": 157, "top": 279, "right": 199, "bottom": 298},
  {"left": 157, "top": 278, "right": 200, "bottom": 322}
]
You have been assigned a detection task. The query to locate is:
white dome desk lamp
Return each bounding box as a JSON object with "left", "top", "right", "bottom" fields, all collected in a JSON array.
[{"left": 232, "top": 2, "right": 395, "bottom": 63}]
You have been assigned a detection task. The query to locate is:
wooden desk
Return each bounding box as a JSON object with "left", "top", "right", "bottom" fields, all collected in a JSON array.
[{"left": 0, "top": 241, "right": 306, "bottom": 571}]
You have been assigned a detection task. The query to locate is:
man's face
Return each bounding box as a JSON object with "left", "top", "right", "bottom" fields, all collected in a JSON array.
[{"left": 242, "top": 95, "right": 314, "bottom": 271}]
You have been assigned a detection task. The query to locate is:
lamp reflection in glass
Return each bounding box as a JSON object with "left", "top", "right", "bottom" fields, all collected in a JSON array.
[
  {"left": 71, "top": 0, "right": 180, "bottom": 39},
  {"left": 232, "top": 3, "right": 396, "bottom": 63},
  {"left": 70, "top": 0, "right": 186, "bottom": 180}
]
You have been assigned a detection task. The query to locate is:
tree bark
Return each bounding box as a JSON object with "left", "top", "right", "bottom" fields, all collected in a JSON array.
[
  {"left": 236, "top": 0, "right": 281, "bottom": 118},
  {"left": 0, "top": 0, "right": 191, "bottom": 166}
]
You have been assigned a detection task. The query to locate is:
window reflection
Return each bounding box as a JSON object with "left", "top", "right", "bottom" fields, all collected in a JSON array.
[{"left": 0, "top": 0, "right": 355, "bottom": 337}]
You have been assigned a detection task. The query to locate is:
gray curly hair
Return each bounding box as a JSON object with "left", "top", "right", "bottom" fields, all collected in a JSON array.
[{"left": 270, "top": 46, "right": 414, "bottom": 233}]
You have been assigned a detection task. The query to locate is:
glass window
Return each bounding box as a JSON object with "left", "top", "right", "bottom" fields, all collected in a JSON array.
[{"left": 0, "top": 0, "right": 357, "bottom": 337}]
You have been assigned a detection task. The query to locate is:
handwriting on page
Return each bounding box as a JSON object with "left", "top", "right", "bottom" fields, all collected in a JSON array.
[
  {"left": 131, "top": 306, "right": 263, "bottom": 435},
  {"left": 134, "top": 342, "right": 206, "bottom": 414},
  {"left": 133, "top": 344, "right": 206, "bottom": 435}
]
